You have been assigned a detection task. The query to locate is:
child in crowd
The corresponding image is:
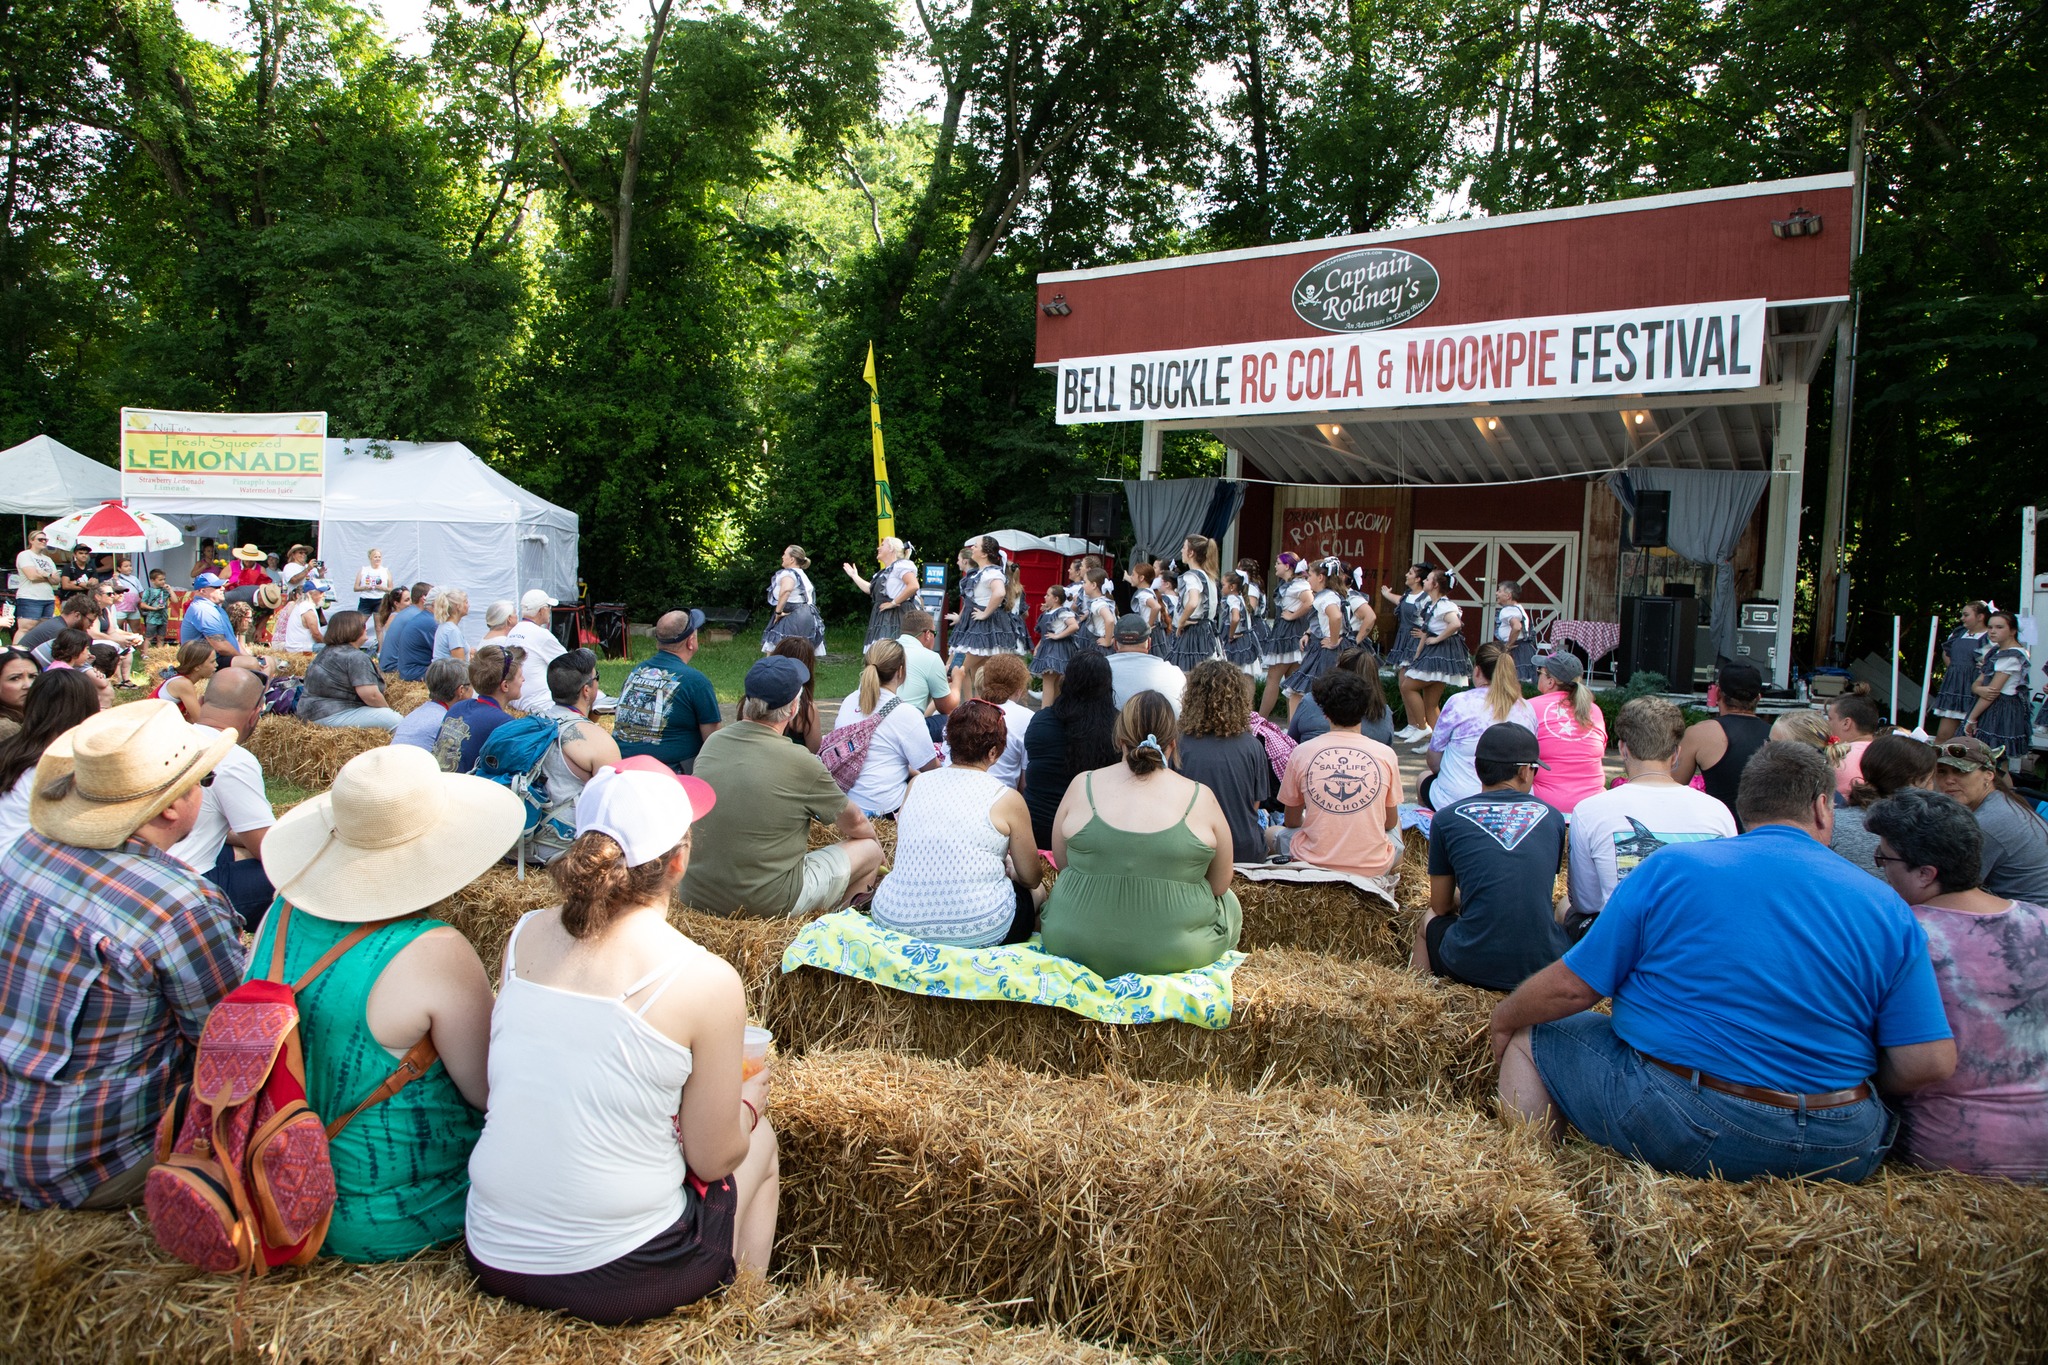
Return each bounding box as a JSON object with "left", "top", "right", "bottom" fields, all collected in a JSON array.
[
  {"left": 140, "top": 569, "right": 172, "bottom": 646},
  {"left": 1030, "top": 584, "right": 1079, "bottom": 705}
]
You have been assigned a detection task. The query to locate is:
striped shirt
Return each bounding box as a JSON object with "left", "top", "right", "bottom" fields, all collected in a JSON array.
[{"left": 0, "top": 830, "right": 243, "bottom": 1207}]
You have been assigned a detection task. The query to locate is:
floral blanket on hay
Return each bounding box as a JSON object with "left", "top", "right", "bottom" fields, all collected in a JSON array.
[{"left": 781, "top": 910, "right": 1244, "bottom": 1029}]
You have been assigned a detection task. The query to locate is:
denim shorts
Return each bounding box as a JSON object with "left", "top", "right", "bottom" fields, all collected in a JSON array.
[{"left": 1531, "top": 1012, "right": 1894, "bottom": 1182}]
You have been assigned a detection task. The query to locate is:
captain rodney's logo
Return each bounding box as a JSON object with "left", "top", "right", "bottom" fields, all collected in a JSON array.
[{"left": 1292, "top": 247, "right": 1439, "bottom": 332}]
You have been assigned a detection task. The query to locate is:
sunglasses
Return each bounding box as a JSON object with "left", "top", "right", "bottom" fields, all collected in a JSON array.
[
  {"left": 1935, "top": 741, "right": 2003, "bottom": 767},
  {"left": 1871, "top": 852, "right": 1915, "bottom": 869}
]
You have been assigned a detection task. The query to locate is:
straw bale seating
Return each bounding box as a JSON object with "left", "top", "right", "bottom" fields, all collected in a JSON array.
[
  {"left": 0, "top": 1208, "right": 1152, "bottom": 1364},
  {"left": 772, "top": 1048, "right": 1614, "bottom": 1363},
  {"left": 246, "top": 716, "right": 390, "bottom": 789},
  {"left": 1563, "top": 1145, "right": 2048, "bottom": 1365}
]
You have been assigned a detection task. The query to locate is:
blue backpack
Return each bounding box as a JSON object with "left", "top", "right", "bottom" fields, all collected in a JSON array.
[{"left": 474, "top": 714, "right": 579, "bottom": 876}]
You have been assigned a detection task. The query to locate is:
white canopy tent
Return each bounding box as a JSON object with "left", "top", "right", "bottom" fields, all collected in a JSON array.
[
  {"left": 128, "top": 439, "right": 578, "bottom": 647},
  {"left": 0, "top": 435, "right": 122, "bottom": 516}
]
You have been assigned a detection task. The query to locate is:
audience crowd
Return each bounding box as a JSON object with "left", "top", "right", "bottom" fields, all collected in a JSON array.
[{"left": 1, "top": 532, "right": 2044, "bottom": 1326}]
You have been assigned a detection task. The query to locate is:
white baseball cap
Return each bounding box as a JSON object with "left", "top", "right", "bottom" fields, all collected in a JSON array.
[
  {"left": 574, "top": 757, "right": 716, "bottom": 867},
  {"left": 520, "top": 588, "right": 560, "bottom": 613}
]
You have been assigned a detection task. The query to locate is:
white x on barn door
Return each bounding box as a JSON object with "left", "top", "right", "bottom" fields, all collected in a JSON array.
[{"left": 1412, "top": 532, "right": 1578, "bottom": 647}]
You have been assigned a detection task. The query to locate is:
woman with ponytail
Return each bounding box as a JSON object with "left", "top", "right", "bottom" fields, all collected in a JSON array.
[
  {"left": 1281, "top": 557, "right": 1349, "bottom": 716},
  {"left": 1170, "top": 535, "right": 1222, "bottom": 670},
  {"left": 1528, "top": 652, "right": 1608, "bottom": 813},
  {"left": 1259, "top": 553, "right": 1310, "bottom": 717},
  {"left": 950, "top": 536, "right": 1025, "bottom": 700},
  {"left": 830, "top": 638, "right": 941, "bottom": 816},
  {"left": 467, "top": 759, "right": 778, "bottom": 1322},
  {"left": 1420, "top": 641, "right": 1534, "bottom": 810},
  {"left": 761, "top": 545, "right": 826, "bottom": 658},
  {"left": 1402, "top": 567, "right": 1470, "bottom": 743},
  {"left": 1039, "top": 690, "right": 1241, "bottom": 978}
]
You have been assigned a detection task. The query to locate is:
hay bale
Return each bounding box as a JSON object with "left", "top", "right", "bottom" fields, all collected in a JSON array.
[
  {"left": 0, "top": 1208, "right": 1151, "bottom": 1363},
  {"left": 807, "top": 814, "right": 898, "bottom": 866},
  {"left": 435, "top": 864, "right": 567, "bottom": 979},
  {"left": 1566, "top": 1145, "right": 2048, "bottom": 1364},
  {"left": 774, "top": 1050, "right": 1613, "bottom": 1362},
  {"left": 1232, "top": 875, "right": 1415, "bottom": 968},
  {"left": 383, "top": 678, "right": 430, "bottom": 715},
  {"left": 246, "top": 716, "right": 389, "bottom": 789},
  {"left": 760, "top": 944, "right": 1494, "bottom": 1099}
]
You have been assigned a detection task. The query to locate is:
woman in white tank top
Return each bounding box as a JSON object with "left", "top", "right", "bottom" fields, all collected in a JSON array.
[
  {"left": 873, "top": 699, "right": 1046, "bottom": 946},
  {"left": 465, "top": 760, "right": 778, "bottom": 1324}
]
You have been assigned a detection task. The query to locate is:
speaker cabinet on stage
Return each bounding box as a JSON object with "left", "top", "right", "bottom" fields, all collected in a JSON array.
[
  {"left": 1618, "top": 595, "right": 1697, "bottom": 687},
  {"left": 1072, "top": 492, "right": 1119, "bottom": 541},
  {"left": 1630, "top": 489, "right": 1671, "bottom": 548}
]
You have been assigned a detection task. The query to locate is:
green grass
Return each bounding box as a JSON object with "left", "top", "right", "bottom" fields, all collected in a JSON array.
[
  {"left": 598, "top": 625, "right": 870, "bottom": 708},
  {"left": 262, "top": 774, "right": 321, "bottom": 810}
]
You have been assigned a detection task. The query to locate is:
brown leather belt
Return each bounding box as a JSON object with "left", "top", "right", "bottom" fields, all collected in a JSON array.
[{"left": 1648, "top": 1056, "right": 1873, "bottom": 1110}]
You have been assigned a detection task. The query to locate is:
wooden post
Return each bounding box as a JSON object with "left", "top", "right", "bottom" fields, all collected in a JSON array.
[{"left": 1812, "top": 109, "right": 1867, "bottom": 665}]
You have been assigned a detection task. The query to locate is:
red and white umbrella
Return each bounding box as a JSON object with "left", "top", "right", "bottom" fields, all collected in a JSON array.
[{"left": 41, "top": 501, "right": 186, "bottom": 553}]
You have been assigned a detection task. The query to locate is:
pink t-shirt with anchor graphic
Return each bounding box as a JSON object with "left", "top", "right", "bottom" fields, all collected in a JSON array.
[{"left": 1278, "top": 731, "right": 1404, "bottom": 877}]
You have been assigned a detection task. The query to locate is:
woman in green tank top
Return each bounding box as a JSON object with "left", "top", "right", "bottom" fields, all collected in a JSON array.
[
  {"left": 1040, "top": 690, "right": 1242, "bottom": 977},
  {"left": 255, "top": 744, "right": 524, "bottom": 1262}
]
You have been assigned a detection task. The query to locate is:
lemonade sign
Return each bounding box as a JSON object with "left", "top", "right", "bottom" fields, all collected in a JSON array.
[{"left": 121, "top": 408, "right": 328, "bottom": 503}]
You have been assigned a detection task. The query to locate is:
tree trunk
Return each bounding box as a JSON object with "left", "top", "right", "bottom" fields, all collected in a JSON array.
[
  {"left": 610, "top": 0, "right": 678, "bottom": 310},
  {"left": 1243, "top": 0, "right": 1270, "bottom": 238}
]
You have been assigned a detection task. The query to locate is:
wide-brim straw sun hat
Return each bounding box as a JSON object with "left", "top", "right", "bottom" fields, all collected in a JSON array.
[
  {"left": 232, "top": 543, "right": 266, "bottom": 562},
  {"left": 262, "top": 744, "right": 525, "bottom": 923},
  {"left": 30, "top": 700, "right": 236, "bottom": 850}
]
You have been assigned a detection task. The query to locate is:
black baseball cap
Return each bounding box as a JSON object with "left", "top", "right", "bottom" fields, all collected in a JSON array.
[
  {"left": 1113, "top": 612, "right": 1150, "bottom": 643},
  {"left": 655, "top": 608, "right": 706, "bottom": 645},
  {"left": 1475, "top": 723, "right": 1549, "bottom": 769}
]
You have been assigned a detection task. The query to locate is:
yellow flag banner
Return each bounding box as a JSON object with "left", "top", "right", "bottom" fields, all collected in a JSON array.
[{"left": 862, "top": 342, "right": 894, "bottom": 541}]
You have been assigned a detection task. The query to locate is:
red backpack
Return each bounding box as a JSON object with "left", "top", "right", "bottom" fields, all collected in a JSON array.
[{"left": 144, "top": 906, "right": 438, "bottom": 1275}]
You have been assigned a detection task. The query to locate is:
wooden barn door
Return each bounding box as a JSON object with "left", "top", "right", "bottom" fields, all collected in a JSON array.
[{"left": 1412, "top": 531, "right": 1579, "bottom": 648}]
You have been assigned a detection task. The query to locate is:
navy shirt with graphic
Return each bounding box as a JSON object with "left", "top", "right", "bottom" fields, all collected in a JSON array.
[{"left": 1427, "top": 788, "right": 1570, "bottom": 991}]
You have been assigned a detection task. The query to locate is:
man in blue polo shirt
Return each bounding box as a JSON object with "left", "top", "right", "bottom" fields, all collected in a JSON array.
[
  {"left": 1487, "top": 741, "right": 1955, "bottom": 1182},
  {"left": 613, "top": 609, "right": 722, "bottom": 772},
  {"left": 378, "top": 581, "right": 437, "bottom": 679},
  {"left": 179, "top": 574, "right": 262, "bottom": 672}
]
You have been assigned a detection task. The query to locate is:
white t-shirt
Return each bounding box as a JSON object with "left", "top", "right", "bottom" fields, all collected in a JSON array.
[
  {"left": 282, "top": 599, "right": 322, "bottom": 652},
  {"left": 356, "top": 564, "right": 392, "bottom": 596},
  {"left": 0, "top": 769, "right": 34, "bottom": 860},
  {"left": 14, "top": 550, "right": 56, "bottom": 601},
  {"left": 170, "top": 726, "right": 276, "bottom": 872},
  {"left": 833, "top": 687, "right": 937, "bottom": 814},
  {"left": 1426, "top": 689, "right": 1535, "bottom": 810},
  {"left": 1105, "top": 651, "right": 1186, "bottom": 714},
  {"left": 1495, "top": 603, "right": 1528, "bottom": 644},
  {"left": 1566, "top": 779, "right": 1737, "bottom": 918},
  {"left": 986, "top": 698, "right": 1033, "bottom": 787},
  {"left": 281, "top": 561, "right": 308, "bottom": 585},
  {"left": 505, "top": 619, "right": 566, "bottom": 712}
]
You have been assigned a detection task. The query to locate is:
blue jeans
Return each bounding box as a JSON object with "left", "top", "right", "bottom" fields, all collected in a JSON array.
[
  {"left": 14, "top": 596, "right": 53, "bottom": 621},
  {"left": 207, "top": 843, "right": 277, "bottom": 931},
  {"left": 1532, "top": 1012, "right": 1894, "bottom": 1182}
]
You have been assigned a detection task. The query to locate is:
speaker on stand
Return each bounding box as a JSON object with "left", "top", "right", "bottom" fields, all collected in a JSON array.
[
  {"left": 1618, "top": 595, "right": 1698, "bottom": 688},
  {"left": 1630, "top": 489, "right": 1671, "bottom": 549},
  {"left": 1071, "top": 492, "right": 1120, "bottom": 543}
]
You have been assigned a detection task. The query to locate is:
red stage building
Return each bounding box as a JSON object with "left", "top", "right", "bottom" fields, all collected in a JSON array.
[{"left": 1034, "top": 175, "right": 1854, "bottom": 688}]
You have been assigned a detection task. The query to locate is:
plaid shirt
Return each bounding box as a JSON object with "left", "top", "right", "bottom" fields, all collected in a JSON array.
[{"left": 0, "top": 830, "right": 243, "bottom": 1208}]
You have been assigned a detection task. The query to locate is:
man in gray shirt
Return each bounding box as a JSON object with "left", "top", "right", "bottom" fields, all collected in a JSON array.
[{"left": 1104, "top": 612, "right": 1186, "bottom": 714}]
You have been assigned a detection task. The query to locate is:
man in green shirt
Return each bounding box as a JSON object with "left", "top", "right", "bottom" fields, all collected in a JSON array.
[
  {"left": 612, "top": 609, "right": 722, "bottom": 772},
  {"left": 680, "top": 656, "right": 884, "bottom": 917},
  {"left": 895, "top": 608, "right": 959, "bottom": 742}
]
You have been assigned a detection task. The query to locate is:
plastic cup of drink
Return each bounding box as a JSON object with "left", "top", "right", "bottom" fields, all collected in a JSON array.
[{"left": 741, "top": 1026, "right": 773, "bottom": 1079}]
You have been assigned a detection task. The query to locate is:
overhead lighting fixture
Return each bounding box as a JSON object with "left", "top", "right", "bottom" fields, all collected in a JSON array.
[
  {"left": 1771, "top": 208, "right": 1822, "bottom": 239},
  {"left": 1471, "top": 416, "right": 1500, "bottom": 437},
  {"left": 1620, "top": 409, "right": 1652, "bottom": 429},
  {"left": 1040, "top": 293, "right": 1072, "bottom": 317},
  {"left": 1317, "top": 423, "right": 1344, "bottom": 443}
]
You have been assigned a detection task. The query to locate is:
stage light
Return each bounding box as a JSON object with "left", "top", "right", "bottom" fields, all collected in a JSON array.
[
  {"left": 1040, "top": 294, "right": 1072, "bottom": 317},
  {"left": 1771, "top": 208, "right": 1822, "bottom": 238}
]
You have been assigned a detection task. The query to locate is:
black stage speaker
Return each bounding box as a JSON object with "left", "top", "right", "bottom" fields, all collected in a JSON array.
[
  {"left": 1631, "top": 489, "right": 1671, "bottom": 549},
  {"left": 1618, "top": 594, "right": 1697, "bottom": 687},
  {"left": 1071, "top": 492, "right": 1119, "bottom": 541}
]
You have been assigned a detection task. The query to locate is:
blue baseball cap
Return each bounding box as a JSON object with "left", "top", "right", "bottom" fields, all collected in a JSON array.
[
  {"left": 193, "top": 572, "right": 226, "bottom": 589},
  {"left": 743, "top": 655, "right": 809, "bottom": 708}
]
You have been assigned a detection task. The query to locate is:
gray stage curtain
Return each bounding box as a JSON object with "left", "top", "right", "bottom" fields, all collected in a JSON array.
[
  {"left": 1123, "top": 477, "right": 1227, "bottom": 563},
  {"left": 1629, "top": 468, "right": 1769, "bottom": 662}
]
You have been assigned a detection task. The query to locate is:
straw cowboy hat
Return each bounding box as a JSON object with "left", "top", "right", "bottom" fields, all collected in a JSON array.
[
  {"left": 30, "top": 700, "right": 236, "bottom": 850},
  {"left": 231, "top": 543, "right": 266, "bottom": 562},
  {"left": 252, "top": 583, "right": 282, "bottom": 611},
  {"left": 262, "top": 745, "right": 524, "bottom": 923}
]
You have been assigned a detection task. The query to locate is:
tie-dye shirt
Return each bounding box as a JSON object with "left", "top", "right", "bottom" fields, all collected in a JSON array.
[{"left": 1897, "top": 900, "right": 2048, "bottom": 1182}]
